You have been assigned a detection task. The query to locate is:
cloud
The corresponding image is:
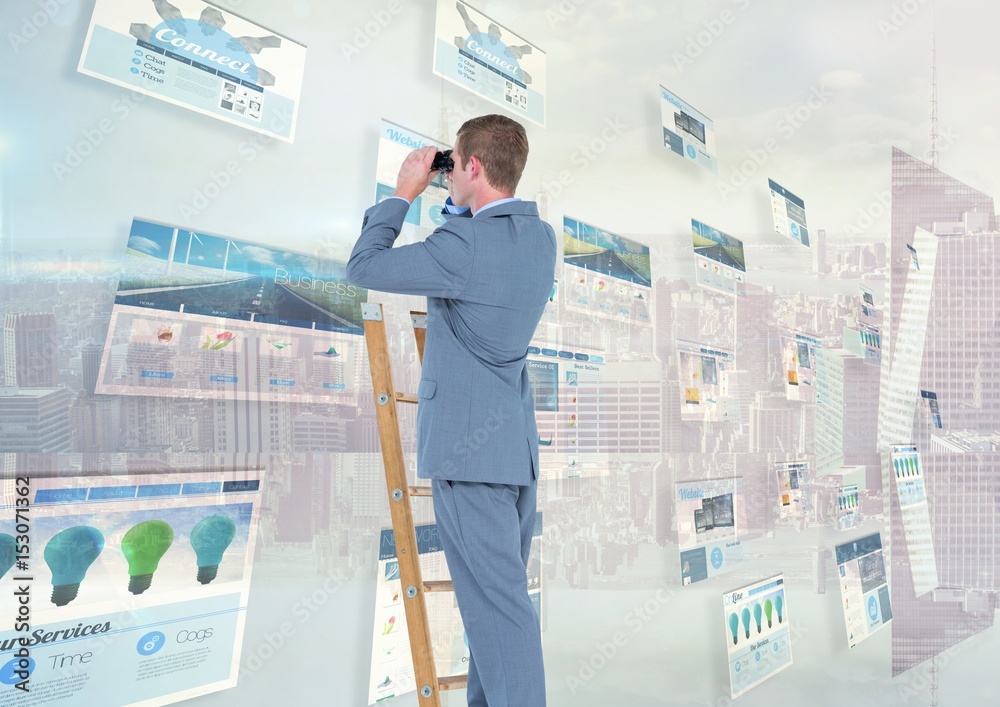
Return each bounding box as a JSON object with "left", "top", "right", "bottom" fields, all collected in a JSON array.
[
  {"left": 241, "top": 245, "right": 280, "bottom": 267},
  {"left": 128, "top": 236, "right": 161, "bottom": 254}
]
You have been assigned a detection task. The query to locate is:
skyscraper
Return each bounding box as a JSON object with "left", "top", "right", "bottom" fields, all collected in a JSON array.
[
  {"left": 881, "top": 150, "right": 1000, "bottom": 676},
  {"left": 3, "top": 313, "right": 58, "bottom": 387}
]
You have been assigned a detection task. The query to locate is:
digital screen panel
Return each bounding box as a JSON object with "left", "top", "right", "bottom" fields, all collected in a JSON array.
[
  {"left": 890, "top": 445, "right": 939, "bottom": 596},
  {"left": 660, "top": 85, "right": 717, "bottom": 174},
  {"left": 78, "top": 0, "right": 306, "bottom": 142},
  {"left": 691, "top": 219, "right": 747, "bottom": 298},
  {"left": 835, "top": 533, "right": 892, "bottom": 648},
  {"left": 677, "top": 477, "right": 748, "bottom": 586},
  {"left": 432, "top": 0, "right": 547, "bottom": 126},
  {"left": 0, "top": 465, "right": 265, "bottom": 705},
  {"left": 563, "top": 216, "right": 652, "bottom": 326},
  {"left": 779, "top": 330, "right": 821, "bottom": 403},
  {"left": 374, "top": 120, "right": 451, "bottom": 241},
  {"left": 920, "top": 390, "right": 943, "bottom": 430},
  {"left": 677, "top": 340, "right": 735, "bottom": 422},
  {"left": 775, "top": 461, "right": 809, "bottom": 518},
  {"left": 723, "top": 575, "right": 792, "bottom": 698},
  {"left": 768, "top": 179, "right": 809, "bottom": 246},
  {"left": 97, "top": 218, "right": 361, "bottom": 402}
]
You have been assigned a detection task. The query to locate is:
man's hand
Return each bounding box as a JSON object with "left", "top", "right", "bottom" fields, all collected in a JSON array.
[{"left": 392, "top": 146, "right": 440, "bottom": 203}]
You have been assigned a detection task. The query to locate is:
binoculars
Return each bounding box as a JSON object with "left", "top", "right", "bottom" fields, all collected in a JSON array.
[{"left": 431, "top": 150, "right": 454, "bottom": 173}]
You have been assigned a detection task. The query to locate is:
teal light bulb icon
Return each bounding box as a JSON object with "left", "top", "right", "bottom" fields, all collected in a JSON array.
[
  {"left": 190, "top": 515, "right": 237, "bottom": 585},
  {"left": 728, "top": 612, "right": 740, "bottom": 645},
  {"left": 764, "top": 598, "right": 773, "bottom": 628},
  {"left": 1, "top": 533, "right": 16, "bottom": 581},
  {"left": 741, "top": 607, "right": 751, "bottom": 639},
  {"left": 43, "top": 526, "right": 105, "bottom": 606},
  {"left": 121, "top": 520, "right": 174, "bottom": 595},
  {"left": 753, "top": 602, "right": 763, "bottom": 633},
  {"left": 775, "top": 594, "right": 784, "bottom": 624}
]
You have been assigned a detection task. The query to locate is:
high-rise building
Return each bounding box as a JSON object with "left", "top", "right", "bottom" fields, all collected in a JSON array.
[
  {"left": 81, "top": 341, "right": 104, "bottom": 396},
  {"left": 814, "top": 348, "right": 879, "bottom": 480},
  {"left": 3, "top": 313, "right": 58, "bottom": 387},
  {"left": 885, "top": 149, "right": 994, "bottom": 375},
  {"left": 748, "top": 392, "right": 799, "bottom": 453},
  {"left": 881, "top": 150, "right": 1000, "bottom": 677},
  {"left": 0, "top": 386, "right": 72, "bottom": 451}
]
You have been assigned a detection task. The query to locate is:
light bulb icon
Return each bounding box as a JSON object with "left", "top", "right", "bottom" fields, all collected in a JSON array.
[
  {"left": 728, "top": 612, "right": 740, "bottom": 645},
  {"left": 190, "top": 515, "right": 237, "bottom": 584},
  {"left": 1, "top": 533, "right": 16, "bottom": 581},
  {"left": 764, "top": 599, "right": 773, "bottom": 628},
  {"left": 775, "top": 594, "right": 784, "bottom": 624},
  {"left": 43, "top": 526, "right": 105, "bottom": 606},
  {"left": 753, "top": 603, "right": 763, "bottom": 633},
  {"left": 121, "top": 520, "right": 174, "bottom": 595},
  {"left": 741, "top": 607, "right": 751, "bottom": 639}
]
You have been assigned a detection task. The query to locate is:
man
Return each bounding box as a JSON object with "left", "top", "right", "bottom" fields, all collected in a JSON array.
[{"left": 347, "top": 114, "right": 555, "bottom": 707}]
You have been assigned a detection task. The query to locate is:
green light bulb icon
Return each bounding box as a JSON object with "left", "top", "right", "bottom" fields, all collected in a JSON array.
[
  {"left": 753, "top": 602, "right": 763, "bottom": 633},
  {"left": 728, "top": 612, "right": 740, "bottom": 645},
  {"left": 190, "top": 515, "right": 237, "bottom": 585},
  {"left": 43, "top": 526, "right": 105, "bottom": 606},
  {"left": 741, "top": 607, "right": 751, "bottom": 639},
  {"left": 121, "top": 520, "right": 174, "bottom": 595},
  {"left": 1, "top": 533, "right": 16, "bottom": 581},
  {"left": 764, "top": 598, "right": 773, "bottom": 628}
]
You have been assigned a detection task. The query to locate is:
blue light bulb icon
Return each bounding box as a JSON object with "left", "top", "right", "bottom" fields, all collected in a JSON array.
[
  {"left": 741, "top": 607, "right": 752, "bottom": 639},
  {"left": 728, "top": 612, "right": 740, "bottom": 645},
  {"left": 43, "top": 526, "right": 105, "bottom": 606},
  {"left": 1, "top": 534, "right": 16, "bottom": 581},
  {"left": 190, "top": 515, "right": 237, "bottom": 584}
]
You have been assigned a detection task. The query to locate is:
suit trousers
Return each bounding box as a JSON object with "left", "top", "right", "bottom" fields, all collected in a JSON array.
[{"left": 431, "top": 478, "right": 546, "bottom": 707}]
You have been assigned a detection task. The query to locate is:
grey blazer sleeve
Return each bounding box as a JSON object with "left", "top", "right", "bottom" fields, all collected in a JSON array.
[{"left": 346, "top": 198, "right": 475, "bottom": 298}]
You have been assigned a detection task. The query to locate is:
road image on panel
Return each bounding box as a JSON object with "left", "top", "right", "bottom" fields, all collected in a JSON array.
[
  {"left": 97, "top": 218, "right": 363, "bottom": 402},
  {"left": 691, "top": 219, "right": 747, "bottom": 298},
  {"left": 562, "top": 216, "right": 653, "bottom": 327}
]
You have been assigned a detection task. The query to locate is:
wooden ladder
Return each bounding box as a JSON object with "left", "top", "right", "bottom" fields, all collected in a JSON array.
[{"left": 361, "top": 302, "right": 467, "bottom": 706}]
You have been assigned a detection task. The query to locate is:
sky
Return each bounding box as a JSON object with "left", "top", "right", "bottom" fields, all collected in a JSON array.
[{"left": 2, "top": 0, "right": 998, "bottom": 267}]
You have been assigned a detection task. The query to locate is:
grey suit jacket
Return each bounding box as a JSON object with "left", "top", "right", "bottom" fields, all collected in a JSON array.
[{"left": 347, "top": 197, "right": 557, "bottom": 485}]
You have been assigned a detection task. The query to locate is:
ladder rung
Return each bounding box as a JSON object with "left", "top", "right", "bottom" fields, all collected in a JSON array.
[
  {"left": 423, "top": 580, "right": 454, "bottom": 593},
  {"left": 408, "top": 485, "right": 433, "bottom": 497},
  {"left": 438, "top": 675, "right": 468, "bottom": 691},
  {"left": 395, "top": 392, "right": 418, "bottom": 404}
]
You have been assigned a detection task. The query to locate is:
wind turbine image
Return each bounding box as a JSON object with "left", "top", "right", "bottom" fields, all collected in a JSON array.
[
  {"left": 222, "top": 239, "right": 242, "bottom": 272},
  {"left": 184, "top": 231, "right": 204, "bottom": 265}
]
